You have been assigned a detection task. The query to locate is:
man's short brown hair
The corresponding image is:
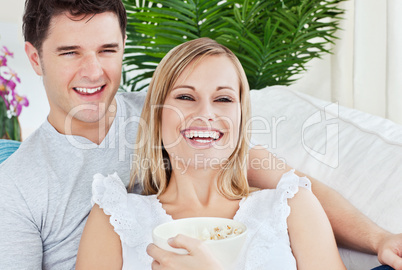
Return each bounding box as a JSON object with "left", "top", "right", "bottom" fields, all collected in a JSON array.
[{"left": 23, "top": 0, "right": 127, "bottom": 52}]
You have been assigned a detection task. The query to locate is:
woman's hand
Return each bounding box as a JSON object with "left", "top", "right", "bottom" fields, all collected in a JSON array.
[{"left": 147, "top": 234, "right": 223, "bottom": 270}]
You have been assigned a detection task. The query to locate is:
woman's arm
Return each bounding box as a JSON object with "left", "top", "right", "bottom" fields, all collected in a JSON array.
[
  {"left": 287, "top": 188, "right": 346, "bottom": 270},
  {"left": 247, "top": 146, "right": 402, "bottom": 269},
  {"left": 75, "top": 204, "right": 123, "bottom": 270}
]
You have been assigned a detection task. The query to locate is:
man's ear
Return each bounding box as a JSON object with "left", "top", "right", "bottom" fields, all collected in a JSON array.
[{"left": 25, "top": 41, "right": 43, "bottom": 76}]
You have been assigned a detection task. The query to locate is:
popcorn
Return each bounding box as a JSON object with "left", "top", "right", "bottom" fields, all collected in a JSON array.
[{"left": 200, "top": 225, "right": 243, "bottom": 241}]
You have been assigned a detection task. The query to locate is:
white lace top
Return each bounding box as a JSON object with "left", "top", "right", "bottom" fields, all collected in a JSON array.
[{"left": 91, "top": 170, "right": 311, "bottom": 270}]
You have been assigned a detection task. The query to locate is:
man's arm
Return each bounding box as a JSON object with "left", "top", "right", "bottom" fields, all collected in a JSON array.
[
  {"left": 247, "top": 146, "right": 402, "bottom": 269},
  {"left": 0, "top": 172, "right": 43, "bottom": 269}
]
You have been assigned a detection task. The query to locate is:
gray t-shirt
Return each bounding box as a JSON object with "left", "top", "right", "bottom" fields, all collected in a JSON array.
[{"left": 0, "top": 91, "right": 146, "bottom": 270}]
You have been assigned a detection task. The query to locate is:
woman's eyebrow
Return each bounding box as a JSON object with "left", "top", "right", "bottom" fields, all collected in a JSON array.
[
  {"left": 171, "top": 85, "right": 195, "bottom": 91},
  {"left": 217, "top": 86, "right": 236, "bottom": 92},
  {"left": 172, "top": 85, "right": 236, "bottom": 92}
]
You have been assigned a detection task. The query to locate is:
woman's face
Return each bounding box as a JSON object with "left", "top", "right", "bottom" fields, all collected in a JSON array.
[{"left": 161, "top": 54, "right": 241, "bottom": 170}]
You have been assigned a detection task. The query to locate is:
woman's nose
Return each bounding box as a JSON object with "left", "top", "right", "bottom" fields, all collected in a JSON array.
[{"left": 194, "top": 101, "right": 216, "bottom": 122}]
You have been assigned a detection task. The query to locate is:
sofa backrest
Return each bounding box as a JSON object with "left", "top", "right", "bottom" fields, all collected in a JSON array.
[{"left": 250, "top": 86, "right": 402, "bottom": 270}]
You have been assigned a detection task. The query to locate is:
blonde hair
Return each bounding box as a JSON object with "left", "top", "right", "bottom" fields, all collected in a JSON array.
[{"left": 130, "top": 37, "right": 252, "bottom": 199}]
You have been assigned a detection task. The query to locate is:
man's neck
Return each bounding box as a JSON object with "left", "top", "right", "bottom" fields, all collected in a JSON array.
[{"left": 48, "top": 99, "right": 118, "bottom": 145}]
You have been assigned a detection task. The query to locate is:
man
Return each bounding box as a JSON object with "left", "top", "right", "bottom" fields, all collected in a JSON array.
[
  {"left": 0, "top": 0, "right": 401, "bottom": 269},
  {"left": 0, "top": 0, "right": 145, "bottom": 269}
]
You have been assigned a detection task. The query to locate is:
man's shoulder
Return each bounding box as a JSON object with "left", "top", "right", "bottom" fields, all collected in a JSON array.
[
  {"left": 117, "top": 90, "right": 147, "bottom": 105},
  {"left": 115, "top": 91, "right": 147, "bottom": 121},
  {"left": 0, "top": 126, "right": 51, "bottom": 180}
]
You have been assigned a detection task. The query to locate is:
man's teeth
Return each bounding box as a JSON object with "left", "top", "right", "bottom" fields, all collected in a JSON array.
[
  {"left": 75, "top": 86, "right": 102, "bottom": 94},
  {"left": 184, "top": 130, "right": 221, "bottom": 140}
]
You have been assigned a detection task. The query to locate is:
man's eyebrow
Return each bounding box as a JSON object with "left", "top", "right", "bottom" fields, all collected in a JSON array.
[
  {"left": 101, "top": 43, "right": 120, "bottom": 49},
  {"left": 55, "top": 43, "right": 120, "bottom": 52},
  {"left": 56, "top": 45, "right": 80, "bottom": 52}
]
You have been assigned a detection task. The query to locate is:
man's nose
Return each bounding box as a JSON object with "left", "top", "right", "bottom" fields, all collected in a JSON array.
[{"left": 79, "top": 53, "right": 103, "bottom": 80}]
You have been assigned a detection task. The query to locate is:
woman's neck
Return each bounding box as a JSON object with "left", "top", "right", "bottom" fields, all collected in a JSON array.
[
  {"left": 162, "top": 166, "right": 219, "bottom": 205},
  {"left": 158, "top": 166, "right": 240, "bottom": 219}
]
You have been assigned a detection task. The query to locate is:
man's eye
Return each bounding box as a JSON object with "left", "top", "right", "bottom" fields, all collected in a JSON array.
[
  {"left": 176, "top": 95, "right": 194, "bottom": 101},
  {"left": 101, "top": 50, "right": 117, "bottom": 53},
  {"left": 215, "top": 97, "right": 233, "bottom": 103},
  {"left": 60, "top": 51, "right": 76, "bottom": 56}
]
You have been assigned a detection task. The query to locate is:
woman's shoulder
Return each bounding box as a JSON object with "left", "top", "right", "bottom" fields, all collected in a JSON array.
[
  {"left": 237, "top": 170, "right": 313, "bottom": 230},
  {"left": 91, "top": 172, "right": 127, "bottom": 205},
  {"left": 91, "top": 173, "right": 166, "bottom": 246},
  {"left": 91, "top": 172, "right": 161, "bottom": 216},
  {"left": 244, "top": 170, "right": 312, "bottom": 205},
  {"left": 275, "top": 169, "right": 312, "bottom": 193}
]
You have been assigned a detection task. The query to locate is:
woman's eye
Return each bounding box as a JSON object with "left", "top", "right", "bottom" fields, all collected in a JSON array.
[
  {"left": 176, "top": 95, "right": 194, "bottom": 101},
  {"left": 215, "top": 97, "right": 233, "bottom": 103}
]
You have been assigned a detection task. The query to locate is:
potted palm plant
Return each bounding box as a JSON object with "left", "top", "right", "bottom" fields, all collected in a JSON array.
[{"left": 121, "top": 0, "right": 345, "bottom": 91}]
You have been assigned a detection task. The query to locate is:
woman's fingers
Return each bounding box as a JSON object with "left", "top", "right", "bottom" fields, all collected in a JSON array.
[{"left": 167, "top": 234, "right": 203, "bottom": 254}]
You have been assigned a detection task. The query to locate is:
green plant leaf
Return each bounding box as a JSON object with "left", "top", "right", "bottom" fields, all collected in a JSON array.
[
  {"left": 0, "top": 100, "right": 7, "bottom": 138},
  {"left": 5, "top": 116, "right": 20, "bottom": 141},
  {"left": 122, "top": 0, "right": 345, "bottom": 90}
]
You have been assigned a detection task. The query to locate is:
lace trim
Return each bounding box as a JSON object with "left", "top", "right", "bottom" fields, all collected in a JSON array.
[
  {"left": 273, "top": 169, "right": 311, "bottom": 234},
  {"left": 91, "top": 173, "right": 151, "bottom": 265},
  {"left": 239, "top": 170, "right": 310, "bottom": 269}
]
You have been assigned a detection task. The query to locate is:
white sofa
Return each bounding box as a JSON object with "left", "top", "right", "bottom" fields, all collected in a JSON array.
[{"left": 250, "top": 86, "right": 402, "bottom": 270}]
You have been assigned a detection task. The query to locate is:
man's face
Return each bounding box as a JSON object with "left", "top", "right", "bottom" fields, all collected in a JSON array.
[{"left": 36, "top": 12, "right": 125, "bottom": 131}]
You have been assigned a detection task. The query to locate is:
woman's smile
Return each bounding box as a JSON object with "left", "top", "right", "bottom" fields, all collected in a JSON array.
[{"left": 181, "top": 127, "right": 224, "bottom": 149}]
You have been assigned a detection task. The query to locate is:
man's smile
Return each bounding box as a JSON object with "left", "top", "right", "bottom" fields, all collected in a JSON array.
[{"left": 73, "top": 85, "right": 105, "bottom": 95}]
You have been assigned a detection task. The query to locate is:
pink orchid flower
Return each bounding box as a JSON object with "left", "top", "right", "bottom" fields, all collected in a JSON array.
[
  {"left": 0, "top": 55, "right": 7, "bottom": 67},
  {"left": 0, "top": 75, "right": 16, "bottom": 94},
  {"left": 4, "top": 68, "right": 21, "bottom": 83},
  {"left": 1, "top": 46, "right": 14, "bottom": 58},
  {"left": 10, "top": 93, "right": 29, "bottom": 116}
]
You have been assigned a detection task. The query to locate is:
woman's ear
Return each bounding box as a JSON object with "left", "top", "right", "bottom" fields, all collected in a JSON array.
[{"left": 25, "top": 41, "right": 43, "bottom": 76}]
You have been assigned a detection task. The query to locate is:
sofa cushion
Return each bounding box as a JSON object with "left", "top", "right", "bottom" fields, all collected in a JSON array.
[
  {"left": 0, "top": 139, "right": 21, "bottom": 164},
  {"left": 250, "top": 86, "right": 402, "bottom": 270}
]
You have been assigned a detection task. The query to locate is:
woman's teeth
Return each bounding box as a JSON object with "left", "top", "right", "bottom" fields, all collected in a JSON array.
[
  {"left": 74, "top": 86, "right": 102, "bottom": 94},
  {"left": 184, "top": 130, "right": 221, "bottom": 140}
]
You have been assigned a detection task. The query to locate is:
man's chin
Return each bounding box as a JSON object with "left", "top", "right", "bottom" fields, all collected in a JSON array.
[{"left": 64, "top": 108, "right": 107, "bottom": 126}]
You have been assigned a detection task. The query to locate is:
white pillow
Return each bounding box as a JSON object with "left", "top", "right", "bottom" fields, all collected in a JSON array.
[{"left": 250, "top": 86, "right": 402, "bottom": 270}]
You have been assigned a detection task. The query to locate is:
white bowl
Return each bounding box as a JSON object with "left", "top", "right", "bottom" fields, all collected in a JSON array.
[{"left": 152, "top": 217, "right": 247, "bottom": 269}]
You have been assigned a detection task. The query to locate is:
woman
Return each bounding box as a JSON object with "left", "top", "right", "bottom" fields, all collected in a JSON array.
[{"left": 76, "top": 38, "right": 346, "bottom": 269}]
